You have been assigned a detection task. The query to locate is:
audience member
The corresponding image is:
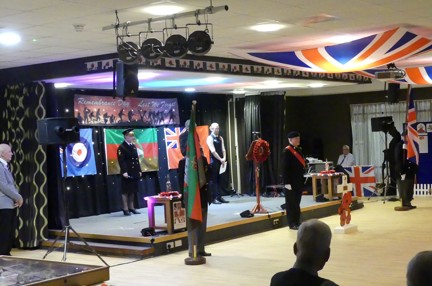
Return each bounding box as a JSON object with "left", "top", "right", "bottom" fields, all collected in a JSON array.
[
  {"left": 0, "top": 143, "right": 23, "bottom": 255},
  {"left": 406, "top": 251, "right": 432, "bottom": 286},
  {"left": 270, "top": 219, "right": 339, "bottom": 286},
  {"left": 336, "top": 145, "right": 355, "bottom": 167}
]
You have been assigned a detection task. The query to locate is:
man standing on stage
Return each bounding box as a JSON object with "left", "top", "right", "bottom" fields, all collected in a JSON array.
[
  {"left": 117, "top": 129, "right": 142, "bottom": 216},
  {"left": 206, "top": 122, "right": 229, "bottom": 204},
  {"left": 281, "top": 131, "right": 306, "bottom": 230}
]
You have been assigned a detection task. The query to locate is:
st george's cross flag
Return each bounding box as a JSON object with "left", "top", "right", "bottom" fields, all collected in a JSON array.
[
  {"left": 60, "top": 128, "right": 97, "bottom": 177},
  {"left": 343, "top": 165, "right": 376, "bottom": 197},
  {"left": 405, "top": 85, "right": 419, "bottom": 165},
  {"left": 164, "top": 126, "right": 210, "bottom": 170},
  {"left": 104, "top": 128, "right": 158, "bottom": 175}
]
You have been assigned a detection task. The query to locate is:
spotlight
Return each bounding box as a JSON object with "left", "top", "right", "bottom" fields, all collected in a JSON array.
[
  {"left": 117, "top": 41, "right": 140, "bottom": 64},
  {"left": 187, "top": 30, "right": 213, "bottom": 55},
  {"left": 164, "top": 34, "right": 188, "bottom": 58},
  {"left": 141, "top": 38, "right": 164, "bottom": 60}
]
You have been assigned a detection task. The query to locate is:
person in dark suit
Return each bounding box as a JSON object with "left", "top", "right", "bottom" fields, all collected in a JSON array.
[
  {"left": 394, "top": 131, "right": 418, "bottom": 210},
  {"left": 270, "top": 219, "right": 339, "bottom": 286},
  {"left": 0, "top": 143, "right": 23, "bottom": 255},
  {"left": 178, "top": 120, "right": 212, "bottom": 257},
  {"left": 117, "top": 129, "right": 142, "bottom": 216},
  {"left": 281, "top": 131, "right": 306, "bottom": 230}
]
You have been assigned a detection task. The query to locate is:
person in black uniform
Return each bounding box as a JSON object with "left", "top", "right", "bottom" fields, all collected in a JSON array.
[
  {"left": 117, "top": 128, "right": 142, "bottom": 216},
  {"left": 395, "top": 131, "right": 418, "bottom": 210},
  {"left": 270, "top": 219, "right": 339, "bottom": 286},
  {"left": 281, "top": 131, "right": 306, "bottom": 230},
  {"left": 206, "top": 122, "right": 229, "bottom": 204}
]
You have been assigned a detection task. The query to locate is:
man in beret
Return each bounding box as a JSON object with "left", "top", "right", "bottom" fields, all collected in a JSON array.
[
  {"left": 117, "top": 128, "right": 142, "bottom": 216},
  {"left": 281, "top": 131, "right": 306, "bottom": 230}
]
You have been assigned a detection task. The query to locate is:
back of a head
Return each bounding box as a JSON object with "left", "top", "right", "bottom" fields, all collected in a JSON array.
[
  {"left": 296, "top": 219, "right": 332, "bottom": 262},
  {"left": 407, "top": 251, "right": 432, "bottom": 286}
]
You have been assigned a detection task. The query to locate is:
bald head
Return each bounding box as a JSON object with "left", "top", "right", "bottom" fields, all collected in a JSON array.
[
  {"left": 294, "top": 219, "right": 332, "bottom": 271},
  {"left": 407, "top": 251, "right": 432, "bottom": 286},
  {"left": 210, "top": 123, "right": 220, "bottom": 136}
]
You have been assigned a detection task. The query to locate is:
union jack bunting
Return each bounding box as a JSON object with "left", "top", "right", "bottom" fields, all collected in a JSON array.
[
  {"left": 406, "top": 86, "right": 419, "bottom": 164},
  {"left": 233, "top": 28, "right": 432, "bottom": 73},
  {"left": 343, "top": 166, "right": 376, "bottom": 197}
]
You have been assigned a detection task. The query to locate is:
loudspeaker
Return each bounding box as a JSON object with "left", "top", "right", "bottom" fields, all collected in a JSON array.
[
  {"left": 37, "top": 117, "right": 80, "bottom": 145},
  {"left": 386, "top": 83, "right": 400, "bottom": 103},
  {"left": 371, "top": 116, "right": 393, "bottom": 132},
  {"left": 116, "top": 61, "right": 139, "bottom": 97}
]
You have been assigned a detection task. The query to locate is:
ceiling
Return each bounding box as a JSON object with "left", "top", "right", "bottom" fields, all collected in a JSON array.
[{"left": 1, "top": 0, "right": 432, "bottom": 95}]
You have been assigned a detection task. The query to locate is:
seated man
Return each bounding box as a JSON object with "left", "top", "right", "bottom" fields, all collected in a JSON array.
[
  {"left": 406, "top": 251, "right": 432, "bottom": 286},
  {"left": 336, "top": 145, "right": 355, "bottom": 167},
  {"left": 270, "top": 219, "right": 339, "bottom": 286}
]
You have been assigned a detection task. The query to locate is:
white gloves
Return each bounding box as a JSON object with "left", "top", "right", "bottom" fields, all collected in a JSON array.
[{"left": 284, "top": 184, "right": 292, "bottom": 190}]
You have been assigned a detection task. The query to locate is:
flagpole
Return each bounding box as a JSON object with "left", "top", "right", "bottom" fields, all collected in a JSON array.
[{"left": 403, "top": 84, "right": 412, "bottom": 141}]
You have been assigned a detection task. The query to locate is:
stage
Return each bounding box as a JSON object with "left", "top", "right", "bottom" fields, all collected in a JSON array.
[{"left": 44, "top": 195, "right": 363, "bottom": 258}]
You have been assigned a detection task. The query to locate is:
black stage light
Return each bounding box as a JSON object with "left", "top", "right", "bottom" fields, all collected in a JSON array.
[
  {"left": 118, "top": 41, "right": 140, "bottom": 64},
  {"left": 187, "top": 30, "right": 213, "bottom": 55},
  {"left": 164, "top": 34, "right": 188, "bottom": 58},
  {"left": 141, "top": 38, "right": 164, "bottom": 60}
]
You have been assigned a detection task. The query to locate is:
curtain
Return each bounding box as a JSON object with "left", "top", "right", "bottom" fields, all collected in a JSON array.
[
  {"left": 350, "top": 97, "right": 432, "bottom": 182},
  {"left": 0, "top": 82, "right": 48, "bottom": 248}
]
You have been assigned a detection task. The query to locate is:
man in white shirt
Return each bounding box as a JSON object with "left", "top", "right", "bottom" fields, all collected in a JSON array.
[
  {"left": 206, "top": 123, "right": 229, "bottom": 204},
  {"left": 336, "top": 145, "right": 355, "bottom": 167}
]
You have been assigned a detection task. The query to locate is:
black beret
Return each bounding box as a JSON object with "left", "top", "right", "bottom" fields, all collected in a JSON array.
[
  {"left": 122, "top": 128, "right": 135, "bottom": 136},
  {"left": 287, "top": 131, "right": 300, "bottom": 139}
]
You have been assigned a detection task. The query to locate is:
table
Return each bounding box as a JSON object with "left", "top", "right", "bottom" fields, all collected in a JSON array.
[
  {"left": 144, "top": 195, "right": 184, "bottom": 234},
  {"left": 311, "top": 173, "right": 344, "bottom": 201}
]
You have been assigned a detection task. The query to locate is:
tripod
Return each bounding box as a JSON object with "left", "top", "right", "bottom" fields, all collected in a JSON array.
[{"left": 43, "top": 144, "right": 108, "bottom": 266}]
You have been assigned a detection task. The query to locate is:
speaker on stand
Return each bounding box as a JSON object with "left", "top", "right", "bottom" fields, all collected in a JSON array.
[{"left": 37, "top": 117, "right": 108, "bottom": 266}]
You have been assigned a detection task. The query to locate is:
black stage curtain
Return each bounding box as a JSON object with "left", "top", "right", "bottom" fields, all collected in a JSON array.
[
  {"left": 261, "top": 95, "right": 285, "bottom": 185},
  {"left": 0, "top": 82, "right": 48, "bottom": 248},
  {"left": 242, "top": 95, "right": 262, "bottom": 195}
]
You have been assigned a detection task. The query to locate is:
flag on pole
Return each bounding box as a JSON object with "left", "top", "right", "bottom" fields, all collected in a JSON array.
[
  {"left": 406, "top": 85, "right": 419, "bottom": 164},
  {"left": 184, "top": 102, "right": 205, "bottom": 222}
]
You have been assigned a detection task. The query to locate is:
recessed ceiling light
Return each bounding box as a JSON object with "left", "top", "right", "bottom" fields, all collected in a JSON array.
[
  {"left": 233, "top": 89, "right": 245, "bottom": 94},
  {"left": 250, "top": 23, "right": 285, "bottom": 32},
  {"left": 184, "top": 87, "right": 196, "bottom": 92},
  {"left": 309, "top": 83, "right": 325, "bottom": 88},
  {"left": 54, "top": 83, "right": 72, "bottom": 88},
  {"left": 143, "top": 1, "right": 184, "bottom": 16},
  {"left": 0, "top": 32, "right": 21, "bottom": 46}
]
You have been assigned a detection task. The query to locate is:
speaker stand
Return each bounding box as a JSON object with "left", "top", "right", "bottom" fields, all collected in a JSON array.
[{"left": 42, "top": 145, "right": 108, "bottom": 266}]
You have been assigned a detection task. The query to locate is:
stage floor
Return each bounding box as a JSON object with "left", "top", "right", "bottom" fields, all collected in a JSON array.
[{"left": 69, "top": 195, "right": 329, "bottom": 238}]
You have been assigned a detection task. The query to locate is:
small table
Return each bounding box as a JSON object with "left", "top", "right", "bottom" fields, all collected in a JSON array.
[
  {"left": 145, "top": 195, "right": 183, "bottom": 234},
  {"left": 311, "top": 173, "right": 344, "bottom": 201}
]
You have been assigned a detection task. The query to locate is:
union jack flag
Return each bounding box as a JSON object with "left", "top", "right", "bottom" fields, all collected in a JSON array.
[
  {"left": 406, "top": 85, "right": 419, "bottom": 164},
  {"left": 233, "top": 28, "right": 432, "bottom": 73},
  {"left": 165, "top": 127, "right": 185, "bottom": 170},
  {"left": 344, "top": 166, "right": 376, "bottom": 197}
]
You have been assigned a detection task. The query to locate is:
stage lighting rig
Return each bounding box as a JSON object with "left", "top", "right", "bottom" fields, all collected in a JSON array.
[{"left": 103, "top": 1, "right": 228, "bottom": 60}]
